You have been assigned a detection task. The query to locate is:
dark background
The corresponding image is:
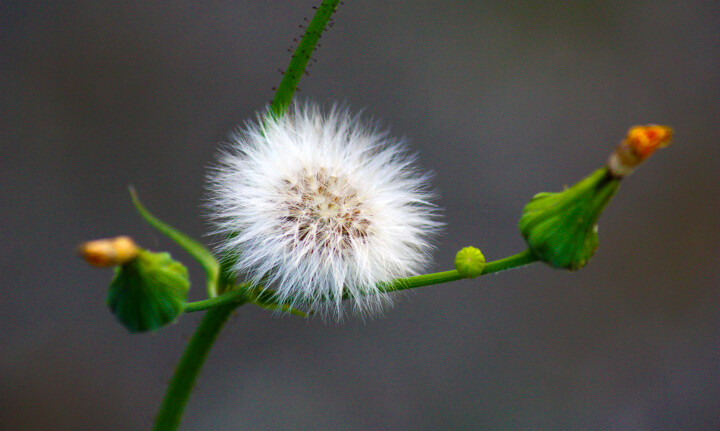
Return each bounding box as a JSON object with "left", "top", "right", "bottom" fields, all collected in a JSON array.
[{"left": 2, "top": 1, "right": 719, "bottom": 430}]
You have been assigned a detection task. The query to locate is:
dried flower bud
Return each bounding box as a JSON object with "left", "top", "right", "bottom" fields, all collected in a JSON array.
[
  {"left": 454, "top": 246, "right": 486, "bottom": 278},
  {"left": 79, "top": 236, "right": 139, "bottom": 267},
  {"left": 607, "top": 125, "right": 673, "bottom": 177}
]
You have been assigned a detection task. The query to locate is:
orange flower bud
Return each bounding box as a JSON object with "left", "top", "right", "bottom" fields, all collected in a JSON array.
[
  {"left": 607, "top": 125, "right": 673, "bottom": 177},
  {"left": 79, "top": 236, "right": 140, "bottom": 267}
]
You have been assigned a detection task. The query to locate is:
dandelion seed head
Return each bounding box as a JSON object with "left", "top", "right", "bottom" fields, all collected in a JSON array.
[{"left": 207, "top": 103, "right": 440, "bottom": 319}]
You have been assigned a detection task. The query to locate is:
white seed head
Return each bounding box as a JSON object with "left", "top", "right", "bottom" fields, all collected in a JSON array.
[{"left": 207, "top": 103, "right": 440, "bottom": 319}]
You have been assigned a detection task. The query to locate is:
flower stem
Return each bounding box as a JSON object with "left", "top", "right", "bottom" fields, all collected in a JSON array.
[
  {"left": 152, "top": 302, "right": 243, "bottom": 431},
  {"left": 269, "top": 0, "right": 341, "bottom": 118},
  {"left": 378, "top": 249, "right": 539, "bottom": 293},
  {"left": 184, "top": 250, "right": 540, "bottom": 312},
  {"left": 482, "top": 248, "right": 539, "bottom": 275},
  {"left": 219, "top": 0, "right": 342, "bottom": 287},
  {"left": 185, "top": 287, "right": 248, "bottom": 313},
  {"left": 152, "top": 4, "right": 343, "bottom": 429}
]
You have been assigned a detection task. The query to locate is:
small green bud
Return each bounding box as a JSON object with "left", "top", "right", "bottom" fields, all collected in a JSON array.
[
  {"left": 519, "top": 168, "right": 620, "bottom": 270},
  {"left": 454, "top": 246, "right": 486, "bottom": 278},
  {"left": 107, "top": 250, "right": 190, "bottom": 333}
]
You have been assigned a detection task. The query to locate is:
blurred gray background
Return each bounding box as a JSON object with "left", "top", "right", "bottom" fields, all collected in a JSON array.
[{"left": 2, "top": 1, "right": 719, "bottom": 430}]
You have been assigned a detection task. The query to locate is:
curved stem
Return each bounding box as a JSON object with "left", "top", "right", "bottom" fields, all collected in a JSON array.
[
  {"left": 129, "top": 187, "right": 221, "bottom": 297},
  {"left": 184, "top": 250, "right": 539, "bottom": 312},
  {"left": 269, "top": 0, "right": 341, "bottom": 117},
  {"left": 152, "top": 302, "right": 243, "bottom": 431},
  {"left": 185, "top": 287, "right": 248, "bottom": 313}
]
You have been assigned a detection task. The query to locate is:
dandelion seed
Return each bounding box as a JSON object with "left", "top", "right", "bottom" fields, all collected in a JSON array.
[{"left": 207, "top": 103, "right": 440, "bottom": 318}]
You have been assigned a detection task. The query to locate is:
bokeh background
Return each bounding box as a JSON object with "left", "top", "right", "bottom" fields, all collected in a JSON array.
[{"left": 2, "top": 1, "right": 719, "bottom": 429}]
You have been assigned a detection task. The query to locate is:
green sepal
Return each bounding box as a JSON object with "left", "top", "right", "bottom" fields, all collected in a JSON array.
[
  {"left": 107, "top": 250, "right": 190, "bottom": 332},
  {"left": 519, "top": 168, "right": 620, "bottom": 270},
  {"left": 129, "top": 187, "right": 220, "bottom": 297}
]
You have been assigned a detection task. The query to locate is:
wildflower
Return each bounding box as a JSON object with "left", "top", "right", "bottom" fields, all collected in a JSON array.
[{"left": 207, "top": 104, "right": 439, "bottom": 318}]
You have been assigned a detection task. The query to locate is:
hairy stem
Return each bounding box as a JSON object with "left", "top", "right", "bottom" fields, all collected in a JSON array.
[
  {"left": 218, "top": 0, "right": 342, "bottom": 289},
  {"left": 152, "top": 3, "right": 343, "bottom": 430},
  {"left": 269, "top": 0, "right": 341, "bottom": 117}
]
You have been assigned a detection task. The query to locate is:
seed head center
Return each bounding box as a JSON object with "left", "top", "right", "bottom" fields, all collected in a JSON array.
[{"left": 280, "top": 168, "right": 371, "bottom": 250}]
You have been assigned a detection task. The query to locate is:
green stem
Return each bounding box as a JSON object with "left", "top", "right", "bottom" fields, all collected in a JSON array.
[
  {"left": 218, "top": 0, "right": 342, "bottom": 286},
  {"left": 269, "top": 0, "right": 341, "bottom": 117},
  {"left": 377, "top": 270, "right": 464, "bottom": 292},
  {"left": 152, "top": 4, "right": 342, "bottom": 430},
  {"left": 184, "top": 250, "right": 539, "bottom": 312},
  {"left": 152, "top": 302, "right": 243, "bottom": 431},
  {"left": 129, "top": 187, "right": 220, "bottom": 297},
  {"left": 185, "top": 287, "right": 248, "bottom": 313},
  {"left": 482, "top": 248, "right": 539, "bottom": 275},
  {"left": 379, "top": 249, "right": 538, "bottom": 292}
]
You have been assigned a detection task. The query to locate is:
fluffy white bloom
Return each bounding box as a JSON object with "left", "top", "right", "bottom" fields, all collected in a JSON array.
[{"left": 207, "top": 103, "right": 439, "bottom": 318}]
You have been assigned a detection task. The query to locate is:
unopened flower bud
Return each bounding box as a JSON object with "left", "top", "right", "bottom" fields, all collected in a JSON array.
[
  {"left": 519, "top": 168, "right": 620, "bottom": 270},
  {"left": 107, "top": 250, "right": 190, "bottom": 332},
  {"left": 521, "top": 124, "right": 673, "bottom": 270},
  {"left": 79, "top": 236, "right": 139, "bottom": 267},
  {"left": 607, "top": 125, "right": 673, "bottom": 177},
  {"left": 454, "top": 246, "right": 486, "bottom": 278}
]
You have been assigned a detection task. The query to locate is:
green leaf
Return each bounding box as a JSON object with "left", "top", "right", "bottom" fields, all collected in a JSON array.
[
  {"left": 129, "top": 186, "right": 220, "bottom": 296},
  {"left": 108, "top": 250, "right": 190, "bottom": 332}
]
